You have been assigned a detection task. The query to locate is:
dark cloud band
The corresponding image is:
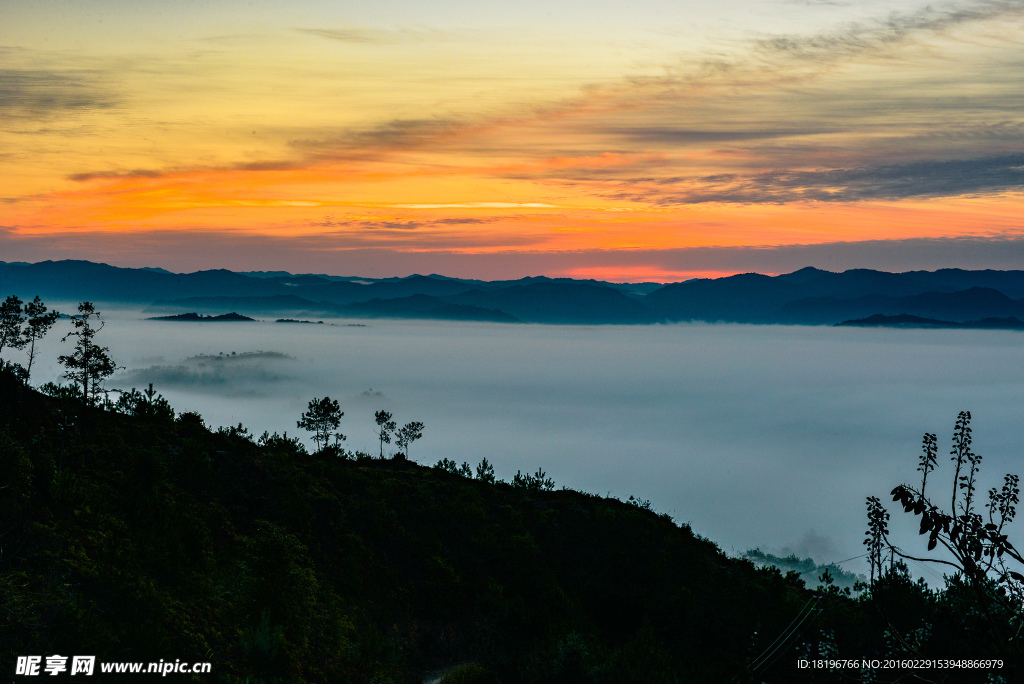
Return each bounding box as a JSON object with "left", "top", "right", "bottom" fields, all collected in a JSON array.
[{"left": 612, "top": 154, "right": 1024, "bottom": 204}]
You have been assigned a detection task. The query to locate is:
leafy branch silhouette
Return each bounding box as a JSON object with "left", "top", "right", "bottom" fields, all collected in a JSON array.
[{"left": 873, "top": 411, "right": 1024, "bottom": 646}]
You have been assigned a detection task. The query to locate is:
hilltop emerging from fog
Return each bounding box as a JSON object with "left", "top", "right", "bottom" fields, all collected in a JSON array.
[{"left": 5, "top": 260, "right": 1024, "bottom": 326}]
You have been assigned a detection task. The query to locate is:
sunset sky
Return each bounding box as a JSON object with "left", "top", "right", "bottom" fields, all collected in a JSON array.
[{"left": 3, "top": 0, "right": 1023, "bottom": 280}]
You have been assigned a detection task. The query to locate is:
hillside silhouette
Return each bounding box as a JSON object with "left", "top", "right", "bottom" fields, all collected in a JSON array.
[{"left": 1, "top": 365, "right": 1020, "bottom": 682}]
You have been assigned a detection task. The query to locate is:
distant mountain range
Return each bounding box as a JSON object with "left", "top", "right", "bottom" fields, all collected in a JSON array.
[{"left": 4, "top": 259, "right": 1024, "bottom": 326}]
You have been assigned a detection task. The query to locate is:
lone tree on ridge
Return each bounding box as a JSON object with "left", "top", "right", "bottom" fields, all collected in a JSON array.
[
  {"left": 58, "top": 302, "right": 118, "bottom": 405},
  {"left": 395, "top": 420, "right": 424, "bottom": 460},
  {"left": 22, "top": 296, "right": 60, "bottom": 380},
  {"left": 374, "top": 410, "right": 397, "bottom": 458},
  {"left": 297, "top": 396, "right": 343, "bottom": 452},
  {"left": 0, "top": 295, "right": 26, "bottom": 361}
]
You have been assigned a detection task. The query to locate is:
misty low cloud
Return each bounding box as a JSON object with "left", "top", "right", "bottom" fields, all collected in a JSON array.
[
  {"left": 117, "top": 350, "right": 297, "bottom": 395},
  {"left": 776, "top": 529, "right": 843, "bottom": 563},
  {"left": 26, "top": 308, "right": 1024, "bottom": 580}
]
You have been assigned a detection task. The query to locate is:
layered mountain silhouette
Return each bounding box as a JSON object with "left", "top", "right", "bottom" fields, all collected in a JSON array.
[{"left": 4, "top": 259, "right": 1024, "bottom": 326}]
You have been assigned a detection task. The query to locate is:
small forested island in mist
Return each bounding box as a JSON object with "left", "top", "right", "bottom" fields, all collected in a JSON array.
[
  {"left": 148, "top": 312, "right": 256, "bottom": 322},
  {"left": 7, "top": 259, "right": 1024, "bottom": 326},
  {"left": 837, "top": 313, "right": 1024, "bottom": 329}
]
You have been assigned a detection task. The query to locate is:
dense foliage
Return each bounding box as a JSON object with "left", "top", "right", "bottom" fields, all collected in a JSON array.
[{"left": 0, "top": 366, "right": 1021, "bottom": 682}]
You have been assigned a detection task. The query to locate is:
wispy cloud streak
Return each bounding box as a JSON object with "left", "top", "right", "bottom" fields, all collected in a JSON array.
[
  {"left": 295, "top": 27, "right": 455, "bottom": 44},
  {"left": 611, "top": 154, "right": 1024, "bottom": 204},
  {"left": 758, "top": 0, "right": 1024, "bottom": 63},
  {"left": 0, "top": 68, "right": 118, "bottom": 117}
]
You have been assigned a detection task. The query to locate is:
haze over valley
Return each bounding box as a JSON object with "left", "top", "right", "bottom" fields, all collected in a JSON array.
[{"left": 17, "top": 288, "right": 1024, "bottom": 580}]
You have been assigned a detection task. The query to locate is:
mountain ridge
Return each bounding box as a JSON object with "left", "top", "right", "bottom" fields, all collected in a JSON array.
[{"left": 5, "top": 259, "right": 1024, "bottom": 326}]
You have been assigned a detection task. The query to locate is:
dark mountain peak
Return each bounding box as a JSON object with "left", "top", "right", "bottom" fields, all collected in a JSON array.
[
  {"left": 773, "top": 268, "right": 934, "bottom": 299},
  {"left": 34, "top": 259, "right": 118, "bottom": 270},
  {"left": 424, "top": 273, "right": 482, "bottom": 283},
  {"left": 188, "top": 268, "right": 238, "bottom": 276},
  {"left": 727, "top": 271, "right": 776, "bottom": 282},
  {"left": 40, "top": 258, "right": 101, "bottom": 266},
  {"left": 649, "top": 271, "right": 790, "bottom": 296},
  {"left": 842, "top": 268, "right": 889, "bottom": 275},
  {"left": 400, "top": 273, "right": 468, "bottom": 285},
  {"left": 775, "top": 266, "right": 834, "bottom": 284}
]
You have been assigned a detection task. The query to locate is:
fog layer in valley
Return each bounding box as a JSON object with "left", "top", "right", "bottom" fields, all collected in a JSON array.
[{"left": 23, "top": 305, "right": 1024, "bottom": 579}]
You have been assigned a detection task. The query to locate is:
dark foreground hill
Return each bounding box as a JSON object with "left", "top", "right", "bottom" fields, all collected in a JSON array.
[{"left": 0, "top": 368, "right": 1019, "bottom": 682}]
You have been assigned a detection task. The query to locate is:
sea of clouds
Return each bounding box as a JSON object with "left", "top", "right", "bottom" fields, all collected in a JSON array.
[{"left": 22, "top": 304, "right": 1024, "bottom": 580}]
